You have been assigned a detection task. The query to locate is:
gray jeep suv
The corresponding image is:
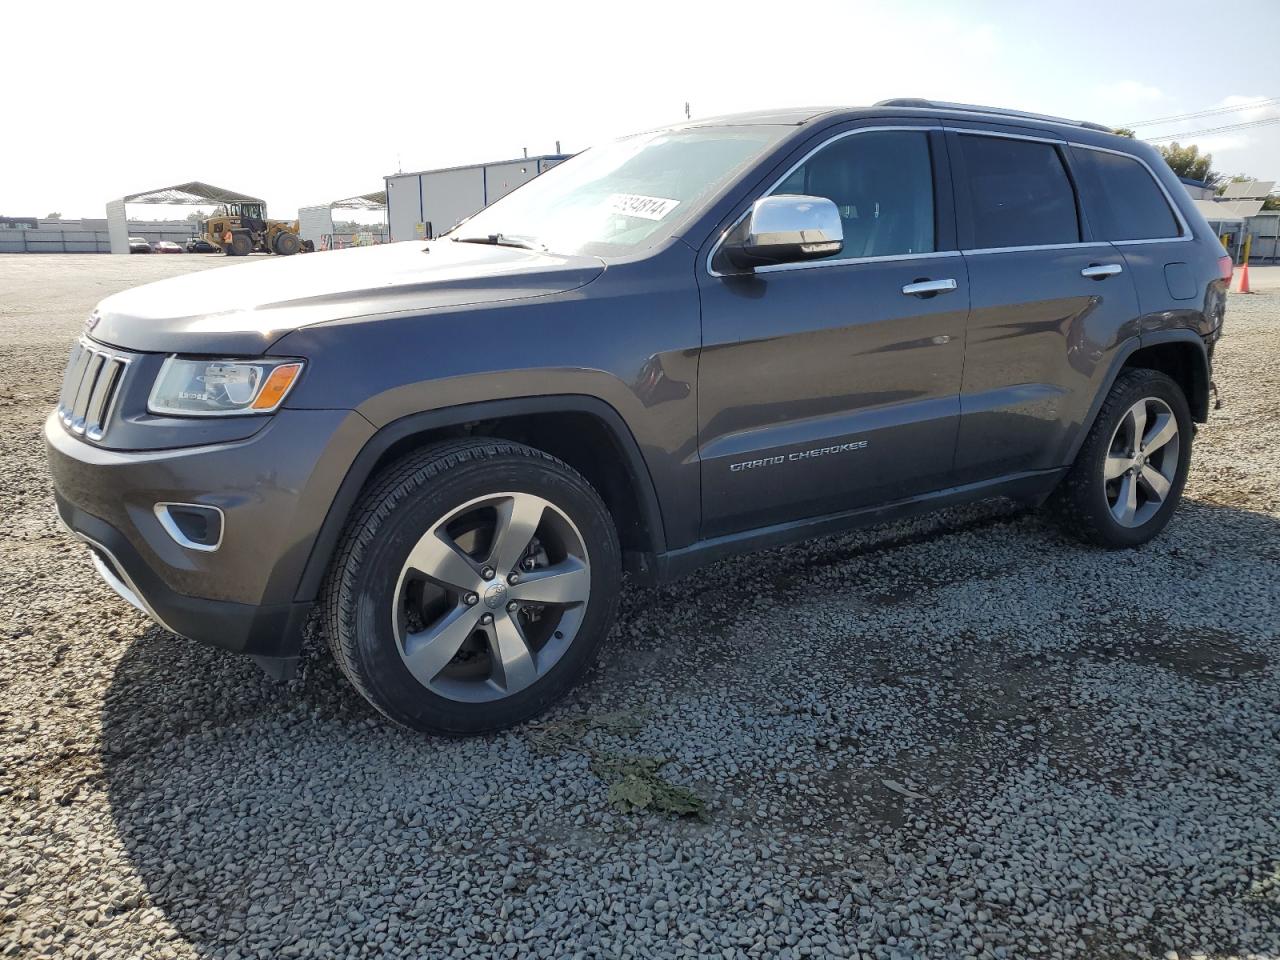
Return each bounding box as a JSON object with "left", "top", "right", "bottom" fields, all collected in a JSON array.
[{"left": 47, "top": 100, "right": 1230, "bottom": 733}]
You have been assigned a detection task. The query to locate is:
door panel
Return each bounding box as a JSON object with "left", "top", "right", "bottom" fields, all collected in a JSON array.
[
  {"left": 698, "top": 256, "right": 968, "bottom": 537},
  {"left": 955, "top": 246, "right": 1140, "bottom": 482},
  {"left": 695, "top": 124, "right": 965, "bottom": 539},
  {"left": 946, "top": 127, "right": 1142, "bottom": 483}
]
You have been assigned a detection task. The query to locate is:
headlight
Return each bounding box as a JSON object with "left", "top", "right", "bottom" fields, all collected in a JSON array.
[{"left": 148, "top": 357, "right": 304, "bottom": 417}]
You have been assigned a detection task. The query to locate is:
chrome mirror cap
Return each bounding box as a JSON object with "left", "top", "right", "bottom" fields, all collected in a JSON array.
[{"left": 723, "top": 195, "right": 843, "bottom": 270}]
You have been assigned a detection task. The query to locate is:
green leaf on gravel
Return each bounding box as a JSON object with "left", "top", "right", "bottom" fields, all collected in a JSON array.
[
  {"left": 523, "top": 714, "right": 709, "bottom": 820},
  {"left": 593, "top": 755, "right": 709, "bottom": 821}
]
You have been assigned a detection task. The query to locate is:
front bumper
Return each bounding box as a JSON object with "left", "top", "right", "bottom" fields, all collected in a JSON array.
[{"left": 45, "top": 408, "right": 375, "bottom": 662}]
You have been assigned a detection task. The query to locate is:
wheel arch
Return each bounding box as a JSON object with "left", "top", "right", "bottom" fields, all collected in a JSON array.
[
  {"left": 293, "top": 396, "right": 667, "bottom": 603},
  {"left": 1066, "top": 331, "right": 1210, "bottom": 466},
  {"left": 1120, "top": 333, "right": 1211, "bottom": 423}
]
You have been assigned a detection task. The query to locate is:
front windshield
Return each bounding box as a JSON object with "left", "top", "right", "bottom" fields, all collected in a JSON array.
[{"left": 450, "top": 125, "right": 789, "bottom": 257}]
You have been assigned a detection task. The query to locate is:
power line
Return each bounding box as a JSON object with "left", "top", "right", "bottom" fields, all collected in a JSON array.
[
  {"left": 1124, "top": 96, "right": 1280, "bottom": 128},
  {"left": 1143, "top": 115, "right": 1280, "bottom": 142}
]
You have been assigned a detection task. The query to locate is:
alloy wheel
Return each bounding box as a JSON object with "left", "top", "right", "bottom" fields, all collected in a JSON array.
[
  {"left": 392, "top": 492, "right": 591, "bottom": 702},
  {"left": 1103, "top": 396, "right": 1181, "bottom": 528}
]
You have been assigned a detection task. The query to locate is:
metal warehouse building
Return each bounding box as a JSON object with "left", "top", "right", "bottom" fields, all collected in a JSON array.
[{"left": 385, "top": 154, "right": 567, "bottom": 242}]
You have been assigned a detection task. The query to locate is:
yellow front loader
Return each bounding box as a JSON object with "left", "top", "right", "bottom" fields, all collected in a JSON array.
[{"left": 203, "top": 201, "right": 302, "bottom": 256}]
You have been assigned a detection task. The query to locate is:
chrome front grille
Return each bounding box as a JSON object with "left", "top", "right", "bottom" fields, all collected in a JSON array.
[{"left": 57, "top": 339, "right": 129, "bottom": 441}]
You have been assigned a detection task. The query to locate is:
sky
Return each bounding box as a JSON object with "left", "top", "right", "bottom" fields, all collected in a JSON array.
[{"left": 4, "top": 0, "right": 1278, "bottom": 221}]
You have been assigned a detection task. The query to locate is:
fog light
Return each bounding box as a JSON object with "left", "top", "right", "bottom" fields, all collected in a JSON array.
[{"left": 154, "top": 503, "right": 224, "bottom": 552}]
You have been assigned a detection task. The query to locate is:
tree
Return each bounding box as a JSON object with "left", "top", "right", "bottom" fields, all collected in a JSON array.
[
  {"left": 1157, "top": 142, "right": 1217, "bottom": 185},
  {"left": 45, "top": 212, "right": 62, "bottom": 219},
  {"left": 1112, "top": 127, "right": 1136, "bottom": 138}
]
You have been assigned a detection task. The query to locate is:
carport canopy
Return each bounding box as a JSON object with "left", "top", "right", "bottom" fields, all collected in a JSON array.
[
  {"left": 106, "top": 181, "right": 266, "bottom": 254},
  {"left": 331, "top": 191, "right": 387, "bottom": 211},
  {"left": 297, "top": 191, "right": 388, "bottom": 249}
]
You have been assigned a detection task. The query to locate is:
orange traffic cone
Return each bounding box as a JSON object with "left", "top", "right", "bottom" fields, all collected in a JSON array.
[{"left": 1233, "top": 260, "right": 1252, "bottom": 293}]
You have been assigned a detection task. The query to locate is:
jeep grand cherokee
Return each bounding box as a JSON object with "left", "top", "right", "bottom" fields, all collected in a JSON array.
[{"left": 47, "top": 99, "right": 1229, "bottom": 733}]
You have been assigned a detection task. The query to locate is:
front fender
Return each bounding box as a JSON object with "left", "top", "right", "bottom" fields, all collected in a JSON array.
[{"left": 290, "top": 395, "right": 669, "bottom": 603}]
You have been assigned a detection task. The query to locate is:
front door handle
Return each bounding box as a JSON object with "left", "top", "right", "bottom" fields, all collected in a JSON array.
[
  {"left": 1081, "top": 263, "right": 1123, "bottom": 280},
  {"left": 901, "top": 278, "right": 958, "bottom": 297}
]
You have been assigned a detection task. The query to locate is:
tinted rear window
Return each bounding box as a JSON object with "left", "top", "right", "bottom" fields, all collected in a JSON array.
[
  {"left": 957, "top": 135, "right": 1080, "bottom": 248},
  {"left": 1073, "top": 148, "right": 1181, "bottom": 241}
]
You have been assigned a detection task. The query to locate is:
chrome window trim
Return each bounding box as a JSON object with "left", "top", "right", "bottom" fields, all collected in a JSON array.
[
  {"left": 705, "top": 124, "right": 1194, "bottom": 280},
  {"left": 1067, "top": 140, "right": 1193, "bottom": 244},
  {"left": 153, "top": 502, "right": 225, "bottom": 553},
  {"left": 754, "top": 249, "right": 961, "bottom": 275},
  {"left": 963, "top": 242, "right": 1111, "bottom": 257},
  {"left": 941, "top": 125, "right": 1066, "bottom": 145}
]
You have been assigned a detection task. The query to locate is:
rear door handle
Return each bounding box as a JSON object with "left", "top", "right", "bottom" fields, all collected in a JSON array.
[
  {"left": 901, "top": 278, "right": 958, "bottom": 297},
  {"left": 1081, "top": 263, "right": 1123, "bottom": 280}
]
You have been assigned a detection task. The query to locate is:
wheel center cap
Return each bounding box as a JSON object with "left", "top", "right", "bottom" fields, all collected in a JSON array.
[{"left": 483, "top": 582, "right": 508, "bottom": 609}]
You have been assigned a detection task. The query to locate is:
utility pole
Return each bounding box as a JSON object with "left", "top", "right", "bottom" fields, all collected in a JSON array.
[{"left": 685, "top": 101, "right": 691, "bottom": 119}]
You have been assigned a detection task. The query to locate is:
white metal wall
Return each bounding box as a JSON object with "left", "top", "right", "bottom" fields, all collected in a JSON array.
[
  {"left": 386, "top": 174, "right": 424, "bottom": 242},
  {"left": 1, "top": 219, "right": 202, "bottom": 254},
  {"left": 482, "top": 160, "right": 541, "bottom": 204},
  {"left": 387, "top": 157, "right": 568, "bottom": 242},
  {"left": 106, "top": 199, "right": 129, "bottom": 254},
  {"left": 297, "top": 205, "right": 335, "bottom": 246},
  {"left": 421, "top": 168, "right": 486, "bottom": 239}
]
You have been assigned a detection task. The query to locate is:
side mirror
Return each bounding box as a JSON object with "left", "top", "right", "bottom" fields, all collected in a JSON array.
[{"left": 722, "top": 195, "right": 843, "bottom": 270}]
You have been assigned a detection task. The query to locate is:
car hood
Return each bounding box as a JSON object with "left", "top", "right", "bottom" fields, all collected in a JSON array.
[{"left": 89, "top": 240, "right": 605, "bottom": 354}]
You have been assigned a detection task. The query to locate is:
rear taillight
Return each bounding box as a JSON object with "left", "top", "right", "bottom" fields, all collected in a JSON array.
[{"left": 1218, "top": 255, "right": 1234, "bottom": 282}]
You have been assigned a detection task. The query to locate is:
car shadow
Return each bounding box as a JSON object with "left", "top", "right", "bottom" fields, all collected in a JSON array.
[{"left": 100, "top": 496, "right": 1280, "bottom": 957}]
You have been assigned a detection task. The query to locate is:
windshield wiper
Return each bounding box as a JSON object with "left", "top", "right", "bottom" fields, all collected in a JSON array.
[{"left": 452, "top": 233, "right": 542, "bottom": 251}]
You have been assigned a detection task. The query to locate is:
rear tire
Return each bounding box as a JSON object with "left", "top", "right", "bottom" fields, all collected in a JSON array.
[
  {"left": 324, "top": 439, "right": 621, "bottom": 734},
  {"left": 228, "top": 233, "right": 252, "bottom": 257},
  {"left": 1049, "top": 369, "right": 1192, "bottom": 548}
]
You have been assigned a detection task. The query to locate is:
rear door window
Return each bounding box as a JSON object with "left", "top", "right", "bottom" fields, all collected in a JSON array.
[
  {"left": 956, "top": 135, "right": 1080, "bottom": 249},
  {"left": 1072, "top": 148, "right": 1182, "bottom": 241}
]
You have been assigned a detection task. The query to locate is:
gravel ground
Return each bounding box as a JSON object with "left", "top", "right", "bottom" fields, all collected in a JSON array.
[{"left": 2, "top": 254, "right": 1278, "bottom": 960}]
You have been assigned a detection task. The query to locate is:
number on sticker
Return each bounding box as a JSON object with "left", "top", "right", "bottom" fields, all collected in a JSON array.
[{"left": 607, "top": 194, "right": 680, "bottom": 221}]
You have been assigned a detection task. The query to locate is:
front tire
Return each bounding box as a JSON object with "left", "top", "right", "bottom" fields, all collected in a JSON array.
[
  {"left": 274, "top": 231, "right": 300, "bottom": 255},
  {"left": 1050, "top": 369, "right": 1192, "bottom": 548},
  {"left": 324, "top": 439, "right": 621, "bottom": 734},
  {"left": 227, "top": 232, "right": 253, "bottom": 257}
]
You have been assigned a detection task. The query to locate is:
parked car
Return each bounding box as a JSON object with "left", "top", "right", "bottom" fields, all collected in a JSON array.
[
  {"left": 127, "top": 237, "right": 151, "bottom": 254},
  {"left": 153, "top": 241, "right": 183, "bottom": 254},
  {"left": 47, "top": 100, "right": 1229, "bottom": 734},
  {"left": 185, "top": 237, "right": 219, "bottom": 253}
]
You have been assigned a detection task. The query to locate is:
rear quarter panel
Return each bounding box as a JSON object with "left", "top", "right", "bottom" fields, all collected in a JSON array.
[{"left": 1070, "top": 136, "right": 1227, "bottom": 341}]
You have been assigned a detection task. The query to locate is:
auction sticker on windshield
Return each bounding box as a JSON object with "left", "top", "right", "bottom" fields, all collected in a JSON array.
[{"left": 607, "top": 194, "right": 680, "bottom": 220}]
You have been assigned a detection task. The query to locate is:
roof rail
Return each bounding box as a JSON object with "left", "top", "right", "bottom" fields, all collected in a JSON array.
[{"left": 874, "top": 98, "right": 1114, "bottom": 134}]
